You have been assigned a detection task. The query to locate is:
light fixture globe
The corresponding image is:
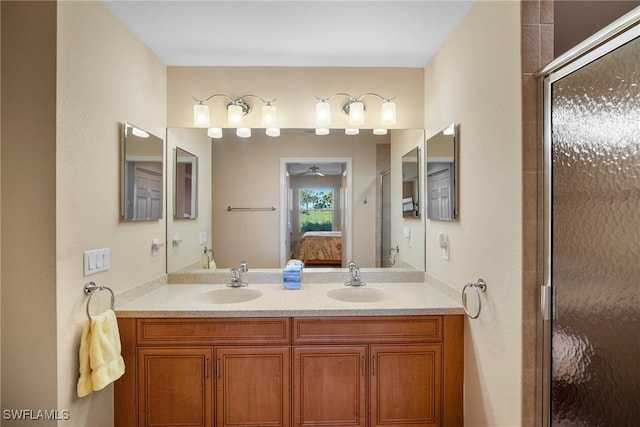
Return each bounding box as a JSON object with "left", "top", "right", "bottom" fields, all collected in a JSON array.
[
  {"left": 227, "top": 104, "right": 245, "bottom": 127},
  {"left": 348, "top": 101, "right": 365, "bottom": 126},
  {"left": 194, "top": 104, "right": 211, "bottom": 127},
  {"left": 236, "top": 127, "right": 251, "bottom": 138},
  {"left": 315, "top": 128, "right": 330, "bottom": 136},
  {"left": 345, "top": 128, "right": 360, "bottom": 135},
  {"left": 315, "top": 101, "right": 331, "bottom": 127},
  {"left": 381, "top": 101, "right": 396, "bottom": 126},
  {"left": 262, "top": 104, "right": 277, "bottom": 127},
  {"left": 373, "top": 128, "right": 388, "bottom": 135},
  {"left": 266, "top": 128, "right": 280, "bottom": 137},
  {"left": 207, "top": 127, "right": 223, "bottom": 139}
]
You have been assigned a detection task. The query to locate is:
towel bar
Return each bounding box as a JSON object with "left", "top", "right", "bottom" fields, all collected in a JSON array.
[
  {"left": 462, "top": 278, "right": 487, "bottom": 319},
  {"left": 84, "top": 282, "right": 115, "bottom": 320},
  {"left": 227, "top": 205, "right": 276, "bottom": 211}
]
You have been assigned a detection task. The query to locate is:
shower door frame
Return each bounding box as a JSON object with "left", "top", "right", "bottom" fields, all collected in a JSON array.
[{"left": 540, "top": 11, "right": 640, "bottom": 426}]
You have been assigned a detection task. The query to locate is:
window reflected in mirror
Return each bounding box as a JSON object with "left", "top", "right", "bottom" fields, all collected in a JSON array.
[
  {"left": 174, "top": 147, "right": 198, "bottom": 219},
  {"left": 426, "top": 123, "right": 456, "bottom": 221},
  {"left": 121, "top": 122, "right": 164, "bottom": 221}
]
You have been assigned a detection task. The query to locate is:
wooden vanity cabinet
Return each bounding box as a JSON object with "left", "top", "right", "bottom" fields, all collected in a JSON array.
[
  {"left": 216, "top": 346, "right": 291, "bottom": 427},
  {"left": 292, "top": 316, "right": 462, "bottom": 427},
  {"left": 115, "top": 317, "right": 291, "bottom": 427},
  {"left": 369, "top": 344, "right": 442, "bottom": 427},
  {"left": 137, "top": 346, "right": 213, "bottom": 427},
  {"left": 293, "top": 345, "right": 368, "bottom": 427},
  {"left": 115, "top": 315, "right": 463, "bottom": 427}
]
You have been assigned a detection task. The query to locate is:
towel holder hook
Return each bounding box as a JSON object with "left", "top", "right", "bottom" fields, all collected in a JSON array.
[{"left": 84, "top": 282, "right": 115, "bottom": 320}]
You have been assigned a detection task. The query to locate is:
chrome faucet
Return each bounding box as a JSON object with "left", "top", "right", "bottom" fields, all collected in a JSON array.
[
  {"left": 345, "top": 261, "right": 366, "bottom": 287},
  {"left": 227, "top": 261, "right": 249, "bottom": 287},
  {"left": 227, "top": 268, "right": 248, "bottom": 287},
  {"left": 348, "top": 261, "right": 356, "bottom": 272}
]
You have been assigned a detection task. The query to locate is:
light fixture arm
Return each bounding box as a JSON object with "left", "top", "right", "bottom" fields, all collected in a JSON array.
[
  {"left": 315, "top": 92, "right": 395, "bottom": 103},
  {"left": 357, "top": 92, "right": 396, "bottom": 103},
  {"left": 193, "top": 94, "right": 277, "bottom": 106}
]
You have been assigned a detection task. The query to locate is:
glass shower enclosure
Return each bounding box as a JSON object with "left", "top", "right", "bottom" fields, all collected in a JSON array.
[{"left": 541, "top": 16, "right": 640, "bottom": 426}]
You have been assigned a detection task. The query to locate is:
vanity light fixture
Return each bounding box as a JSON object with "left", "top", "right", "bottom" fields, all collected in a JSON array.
[
  {"left": 314, "top": 92, "right": 397, "bottom": 135},
  {"left": 125, "top": 123, "right": 150, "bottom": 138},
  {"left": 192, "top": 94, "right": 279, "bottom": 138}
]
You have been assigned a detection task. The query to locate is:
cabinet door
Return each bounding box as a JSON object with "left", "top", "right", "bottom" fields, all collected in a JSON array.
[
  {"left": 137, "top": 347, "right": 213, "bottom": 427},
  {"left": 370, "top": 344, "right": 442, "bottom": 427},
  {"left": 216, "top": 346, "right": 291, "bottom": 427},
  {"left": 293, "top": 346, "right": 367, "bottom": 427}
]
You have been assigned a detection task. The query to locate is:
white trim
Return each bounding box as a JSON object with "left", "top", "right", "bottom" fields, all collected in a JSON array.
[{"left": 537, "top": 6, "right": 640, "bottom": 78}]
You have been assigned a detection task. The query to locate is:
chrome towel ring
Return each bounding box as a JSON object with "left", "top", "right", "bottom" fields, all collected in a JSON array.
[
  {"left": 462, "top": 278, "right": 487, "bottom": 319},
  {"left": 84, "top": 282, "right": 115, "bottom": 320}
]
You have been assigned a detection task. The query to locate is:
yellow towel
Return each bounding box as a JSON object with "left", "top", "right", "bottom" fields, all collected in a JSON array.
[{"left": 77, "top": 309, "right": 125, "bottom": 397}]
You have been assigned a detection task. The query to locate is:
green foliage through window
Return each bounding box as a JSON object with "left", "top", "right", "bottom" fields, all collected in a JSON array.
[{"left": 299, "top": 188, "right": 333, "bottom": 232}]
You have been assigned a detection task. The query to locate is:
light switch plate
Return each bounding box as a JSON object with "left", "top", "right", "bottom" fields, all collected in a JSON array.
[
  {"left": 199, "top": 231, "right": 207, "bottom": 245},
  {"left": 84, "top": 248, "right": 110, "bottom": 276}
]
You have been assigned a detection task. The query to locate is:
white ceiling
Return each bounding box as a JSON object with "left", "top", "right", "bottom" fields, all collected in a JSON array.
[{"left": 105, "top": 0, "right": 474, "bottom": 67}]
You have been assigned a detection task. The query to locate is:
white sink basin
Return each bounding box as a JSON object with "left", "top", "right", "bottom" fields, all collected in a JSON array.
[
  {"left": 200, "top": 288, "right": 262, "bottom": 304},
  {"left": 326, "top": 287, "right": 390, "bottom": 303}
]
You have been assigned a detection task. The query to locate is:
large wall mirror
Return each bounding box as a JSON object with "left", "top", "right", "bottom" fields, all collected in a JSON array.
[
  {"left": 165, "top": 128, "right": 426, "bottom": 271},
  {"left": 426, "top": 123, "right": 457, "bottom": 221},
  {"left": 402, "top": 147, "right": 420, "bottom": 218},
  {"left": 174, "top": 147, "right": 198, "bottom": 219},
  {"left": 121, "top": 122, "right": 164, "bottom": 221}
]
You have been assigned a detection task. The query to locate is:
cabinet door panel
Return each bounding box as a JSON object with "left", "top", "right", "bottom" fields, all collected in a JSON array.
[
  {"left": 216, "top": 346, "right": 291, "bottom": 427},
  {"left": 294, "top": 346, "right": 367, "bottom": 427},
  {"left": 137, "top": 347, "right": 212, "bottom": 427},
  {"left": 370, "top": 344, "right": 442, "bottom": 427}
]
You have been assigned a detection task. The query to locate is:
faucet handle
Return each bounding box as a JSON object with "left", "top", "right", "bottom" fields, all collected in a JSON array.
[{"left": 239, "top": 261, "right": 249, "bottom": 273}]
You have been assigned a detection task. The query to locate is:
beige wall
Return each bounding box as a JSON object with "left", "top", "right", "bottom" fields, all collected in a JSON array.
[
  {"left": 166, "top": 128, "right": 212, "bottom": 272},
  {"left": 424, "top": 1, "right": 523, "bottom": 425},
  {"left": 56, "top": 2, "right": 166, "bottom": 426},
  {"left": 390, "top": 129, "right": 425, "bottom": 270},
  {"left": 210, "top": 130, "right": 380, "bottom": 268},
  {"left": 167, "top": 67, "right": 424, "bottom": 129},
  {"left": 1, "top": 2, "right": 59, "bottom": 423}
]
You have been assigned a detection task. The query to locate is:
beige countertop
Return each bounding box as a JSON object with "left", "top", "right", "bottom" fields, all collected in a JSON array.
[{"left": 115, "top": 281, "right": 464, "bottom": 318}]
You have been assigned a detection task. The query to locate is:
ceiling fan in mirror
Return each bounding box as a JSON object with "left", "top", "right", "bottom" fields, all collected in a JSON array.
[{"left": 298, "top": 165, "right": 326, "bottom": 176}]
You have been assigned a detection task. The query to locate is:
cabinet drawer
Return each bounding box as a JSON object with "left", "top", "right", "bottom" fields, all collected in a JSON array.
[
  {"left": 293, "top": 316, "right": 442, "bottom": 344},
  {"left": 137, "top": 318, "right": 290, "bottom": 345}
]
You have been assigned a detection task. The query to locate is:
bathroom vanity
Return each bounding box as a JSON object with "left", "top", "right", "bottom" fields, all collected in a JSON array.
[{"left": 114, "top": 282, "right": 464, "bottom": 427}]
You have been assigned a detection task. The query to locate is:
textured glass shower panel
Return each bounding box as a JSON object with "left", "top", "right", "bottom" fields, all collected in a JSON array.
[{"left": 551, "top": 35, "right": 640, "bottom": 426}]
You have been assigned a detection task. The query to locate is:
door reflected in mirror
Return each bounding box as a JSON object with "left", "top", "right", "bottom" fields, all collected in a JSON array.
[
  {"left": 426, "top": 123, "right": 456, "bottom": 221},
  {"left": 121, "top": 122, "right": 164, "bottom": 221},
  {"left": 174, "top": 147, "right": 198, "bottom": 219},
  {"left": 402, "top": 147, "right": 420, "bottom": 219}
]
